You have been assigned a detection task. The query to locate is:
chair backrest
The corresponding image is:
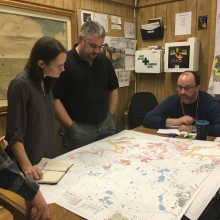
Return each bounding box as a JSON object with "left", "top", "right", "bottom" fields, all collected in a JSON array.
[{"left": 128, "top": 92, "right": 158, "bottom": 129}]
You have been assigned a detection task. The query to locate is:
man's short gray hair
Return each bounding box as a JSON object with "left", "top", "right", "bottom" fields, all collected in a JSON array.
[{"left": 79, "top": 20, "right": 106, "bottom": 39}]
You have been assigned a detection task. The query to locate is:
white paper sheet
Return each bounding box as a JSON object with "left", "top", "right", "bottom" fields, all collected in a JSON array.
[
  {"left": 111, "top": 24, "right": 121, "bottom": 30},
  {"left": 214, "top": 137, "right": 220, "bottom": 142},
  {"left": 175, "top": 12, "right": 192, "bottom": 35},
  {"left": 124, "top": 22, "right": 135, "bottom": 38},
  {"left": 94, "top": 13, "right": 108, "bottom": 33},
  {"left": 111, "top": 15, "right": 121, "bottom": 24},
  {"left": 125, "top": 56, "right": 135, "bottom": 71},
  {"left": 118, "top": 71, "right": 130, "bottom": 87},
  {"left": 125, "top": 39, "right": 137, "bottom": 55},
  {"left": 141, "top": 22, "right": 160, "bottom": 30},
  {"left": 185, "top": 166, "right": 220, "bottom": 220}
]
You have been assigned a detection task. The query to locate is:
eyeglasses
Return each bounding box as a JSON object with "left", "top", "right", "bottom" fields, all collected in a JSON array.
[{"left": 175, "top": 85, "right": 197, "bottom": 92}]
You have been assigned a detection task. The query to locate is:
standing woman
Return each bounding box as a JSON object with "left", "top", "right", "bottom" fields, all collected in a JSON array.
[{"left": 5, "top": 36, "right": 67, "bottom": 180}]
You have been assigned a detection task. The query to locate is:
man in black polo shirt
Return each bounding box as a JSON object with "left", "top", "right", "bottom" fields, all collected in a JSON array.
[{"left": 52, "top": 21, "right": 119, "bottom": 151}]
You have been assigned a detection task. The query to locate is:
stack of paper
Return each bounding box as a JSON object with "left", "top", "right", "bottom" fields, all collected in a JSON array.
[{"left": 141, "top": 22, "right": 160, "bottom": 31}]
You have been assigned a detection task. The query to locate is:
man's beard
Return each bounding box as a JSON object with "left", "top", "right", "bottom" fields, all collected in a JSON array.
[{"left": 179, "top": 93, "right": 197, "bottom": 104}]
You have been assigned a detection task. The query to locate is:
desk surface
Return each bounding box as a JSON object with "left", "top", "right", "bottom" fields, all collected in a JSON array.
[
  {"left": 0, "top": 126, "right": 216, "bottom": 220},
  {"left": 133, "top": 126, "right": 216, "bottom": 142}
]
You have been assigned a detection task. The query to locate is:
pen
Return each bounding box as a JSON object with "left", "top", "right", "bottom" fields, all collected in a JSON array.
[{"left": 41, "top": 162, "right": 48, "bottom": 170}]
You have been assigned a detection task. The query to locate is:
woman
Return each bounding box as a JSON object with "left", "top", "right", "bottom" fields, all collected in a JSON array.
[{"left": 5, "top": 36, "right": 67, "bottom": 180}]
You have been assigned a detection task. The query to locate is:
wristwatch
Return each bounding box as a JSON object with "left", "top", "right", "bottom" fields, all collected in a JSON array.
[{"left": 191, "top": 125, "right": 196, "bottom": 133}]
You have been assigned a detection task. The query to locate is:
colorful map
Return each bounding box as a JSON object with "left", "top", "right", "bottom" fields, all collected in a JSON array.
[{"left": 40, "top": 130, "right": 220, "bottom": 220}]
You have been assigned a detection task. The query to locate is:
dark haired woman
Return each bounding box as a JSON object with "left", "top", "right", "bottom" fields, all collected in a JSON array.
[{"left": 5, "top": 36, "right": 67, "bottom": 180}]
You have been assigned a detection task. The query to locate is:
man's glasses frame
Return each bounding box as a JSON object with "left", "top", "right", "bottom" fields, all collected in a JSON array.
[{"left": 175, "top": 85, "right": 198, "bottom": 92}]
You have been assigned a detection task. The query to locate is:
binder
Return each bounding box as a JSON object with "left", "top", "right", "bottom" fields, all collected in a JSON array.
[{"left": 140, "top": 26, "right": 164, "bottom": 40}]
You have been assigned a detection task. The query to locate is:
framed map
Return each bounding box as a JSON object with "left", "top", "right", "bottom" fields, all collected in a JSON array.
[{"left": 0, "top": 0, "right": 75, "bottom": 114}]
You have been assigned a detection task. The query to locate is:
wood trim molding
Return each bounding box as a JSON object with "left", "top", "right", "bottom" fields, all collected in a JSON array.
[
  {"left": 136, "top": 0, "right": 185, "bottom": 8},
  {"left": 84, "top": 0, "right": 135, "bottom": 7},
  {"left": 109, "top": 0, "right": 134, "bottom": 7}
]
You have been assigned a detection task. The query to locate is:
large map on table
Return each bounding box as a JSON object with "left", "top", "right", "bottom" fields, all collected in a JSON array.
[
  {"left": 40, "top": 130, "right": 220, "bottom": 220},
  {"left": 0, "top": 11, "right": 68, "bottom": 100}
]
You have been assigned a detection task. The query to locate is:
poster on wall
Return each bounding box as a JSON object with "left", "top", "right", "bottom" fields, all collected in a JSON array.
[
  {"left": 198, "top": 15, "right": 208, "bottom": 30},
  {"left": 208, "top": 0, "right": 220, "bottom": 100},
  {"left": 102, "top": 37, "right": 126, "bottom": 70},
  {"left": 0, "top": 4, "right": 72, "bottom": 107},
  {"left": 81, "top": 10, "right": 94, "bottom": 25}
]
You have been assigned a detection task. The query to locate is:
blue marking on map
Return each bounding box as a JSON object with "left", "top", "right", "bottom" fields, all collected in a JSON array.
[
  {"left": 142, "top": 173, "right": 147, "bottom": 176},
  {"left": 107, "top": 200, "right": 113, "bottom": 205},
  {"left": 105, "top": 190, "right": 113, "bottom": 195},
  {"left": 122, "top": 205, "right": 125, "bottom": 208},
  {"left": 157, "top": 168, "right": 170, "bottom": 182},
  {"left": 159, "top": 204, "right": 166, "bottom": 211},
  {"left": 136, "top": 167, "right": 140, "bottom": 170},
  {"left": 30, "top": 17, "right": 66, "bottom": 37},
  {"left": 130, "top": 181, "right": 134, "bottom": 184},
  {"left": 158, "top": 195, "right": 166, "bottom": 211},
  {"left": 158, "top": 176, "right": 165, "bottom": 182},
  {"left": 158, "top": 195, "right": 163, "bottom": 202}
]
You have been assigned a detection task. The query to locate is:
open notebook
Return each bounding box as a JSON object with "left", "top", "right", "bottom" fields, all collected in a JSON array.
[
  {"left": 34, "top": 158, "right": 73, "bottom": 184},
  {"left": 156, "top": 126, "right": 196, "bottom": 137}
]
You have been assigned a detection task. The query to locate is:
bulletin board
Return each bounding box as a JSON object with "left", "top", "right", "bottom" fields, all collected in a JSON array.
[
  {"left": 77, "top": 8, "right": 135, "bottom": 38},
  {"left": 77, "top": 8, "right": 136, "bottom": 87}
]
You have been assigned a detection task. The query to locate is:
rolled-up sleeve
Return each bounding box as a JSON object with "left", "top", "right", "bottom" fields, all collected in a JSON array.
[
  {"left": 5, "top": 78, "right": 29, "bottom": 145},
  {"left": 0, "top": 148, "right": 39, "bottom": 201}
]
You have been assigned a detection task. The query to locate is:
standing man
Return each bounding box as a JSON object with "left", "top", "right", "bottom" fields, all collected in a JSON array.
[
  {"left": 53, "top": 21, "right": 119, "bottom": 151},
  {"left": 143, "top": 71, "right": 220, "bottom": 136}
]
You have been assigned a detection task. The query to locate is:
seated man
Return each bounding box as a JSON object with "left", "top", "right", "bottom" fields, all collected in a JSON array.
[
  {"left": 143, "top": 71, "right": 220, "bottom": 136},
  {"left": 0, "top": 137, "right": 50, "bottom": 220}
]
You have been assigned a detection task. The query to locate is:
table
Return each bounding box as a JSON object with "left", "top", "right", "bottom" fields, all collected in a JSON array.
[
  {"left": 0, "top": 126, "right": 216, "bottom": 220},
  {"left": 0, "top": 189, "right": 82, "bottom": 220},
  {"left": 133, "top": 126, "right": 216, "bottom": 141}
]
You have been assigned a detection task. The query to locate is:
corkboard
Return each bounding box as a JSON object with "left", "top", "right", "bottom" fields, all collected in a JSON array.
[{"left": 77, "top": 8, "right": 135, "bottom": 37}]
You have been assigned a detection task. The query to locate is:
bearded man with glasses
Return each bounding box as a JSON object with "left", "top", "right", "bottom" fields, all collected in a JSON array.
[{"left": 143, "top": 71, "right": 220, "bottom": 136}]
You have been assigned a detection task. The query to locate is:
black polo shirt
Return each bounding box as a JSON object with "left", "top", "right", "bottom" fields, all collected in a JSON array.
[{"left": 52, "top": 45, "right": 119, "bottom": 125}]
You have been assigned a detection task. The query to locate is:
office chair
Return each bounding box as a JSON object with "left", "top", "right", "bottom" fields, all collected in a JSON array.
[{"left": 124, "top": 92, "right": 158, "bottom": 129}]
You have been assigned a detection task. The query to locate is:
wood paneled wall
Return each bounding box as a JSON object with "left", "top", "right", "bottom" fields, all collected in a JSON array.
[
  {"left": 0, "top": 0, "right": 136, "bottom": 156},
  {"left": 136, "top": 0, "right": 216, "bottom": 103}
]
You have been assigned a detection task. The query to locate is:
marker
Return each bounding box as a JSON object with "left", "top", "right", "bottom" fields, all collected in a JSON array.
[{"left": 169, "top": 133, "right": 177, "bottom": 138}]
